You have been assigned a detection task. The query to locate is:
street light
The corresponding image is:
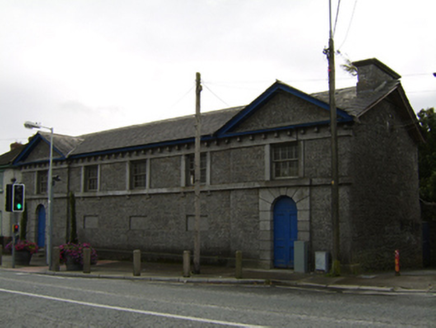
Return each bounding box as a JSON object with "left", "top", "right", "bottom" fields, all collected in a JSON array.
[{"left": 24, "top": 121, "right": 54, "bottom": 269}]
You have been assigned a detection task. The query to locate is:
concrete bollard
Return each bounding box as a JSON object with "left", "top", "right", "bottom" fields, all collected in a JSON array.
[
  {"left": 51, "top": 247, "right": 60, "bottom": 272},
  {"left": 235, "top": 250, "right": 242, "bottom": 279},
  {"left": 183, "top": 250, "right": 191, "bottom": 277},
  {"left": 0, "top": 245, "right": 2, "bottom": 266},
  {"left": 83, "top": 248, "right": 91, "bottom": 274},
  {"left": 133, "top": 249, "right": 141, "bottom": 276}
]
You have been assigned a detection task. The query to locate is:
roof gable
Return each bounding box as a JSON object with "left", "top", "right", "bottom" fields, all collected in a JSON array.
[
  {"left": 215, "top": 81, "right": 353, "bottom": 137},
  {"left": 14, "top": 132, "right": 83, "bottom": 165}
]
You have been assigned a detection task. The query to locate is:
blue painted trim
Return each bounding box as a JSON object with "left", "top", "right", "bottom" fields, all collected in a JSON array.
[
  {"left": 216, "top": 118, "right": 353, "bottom": 139},
  {"left": 13, "top": 134, "right": 66, "bottom": 166},
  {"left": 68, "top": 138, "right": 197, "bottom": 159},
  {"left": 215, "top": 81, "right": 353, "bottom": 137}
]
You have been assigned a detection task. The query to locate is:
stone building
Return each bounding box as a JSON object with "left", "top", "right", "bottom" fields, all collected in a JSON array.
[
  {"left": 13, "top": 58, "right": 424, "bottom": 271},
  {"left": 0, "top": 143, "right": 24, "bottom": 243}
]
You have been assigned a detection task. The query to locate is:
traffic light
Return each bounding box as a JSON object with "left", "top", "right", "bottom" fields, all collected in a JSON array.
[
  {"left": 12, "top": 184, "right": 25, "bottom": 212},
  {"left": 13, "top": 224, "right": 19, "bottom": 234},
  {"left": 5, "top": 184, "right": 12, "bottom": 212}
]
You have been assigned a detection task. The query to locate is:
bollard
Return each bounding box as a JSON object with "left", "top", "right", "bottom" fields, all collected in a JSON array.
[
  {"left": 0, "top": 245, "right": 2, "bottom": 266},
  {"left": 183, "top": 250, "right": 191, "bottom": 277},
  {"left": 83, "top": 248, "right": 91, "bottom": 274},
  {"left": 235, "top": 250, "right": 242, "bottom": 279},
  {"left": 395, "top": 249, "right": 400, "bottom": 276},
  {"left": 51, "top": 247, "right": 60, "bottom": 272},
  {"left": 133, "top": 249, "right": 141, "bottom": 276}
]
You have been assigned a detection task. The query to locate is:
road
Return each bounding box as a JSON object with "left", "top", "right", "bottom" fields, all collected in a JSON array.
[{"left": 0, "top": 270, "right": 435, "bottom": 327}]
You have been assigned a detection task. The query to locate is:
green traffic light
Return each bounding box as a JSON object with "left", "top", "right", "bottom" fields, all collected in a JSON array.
[{"left": 16, "top": 203, "right": 22, "bottom": 210}]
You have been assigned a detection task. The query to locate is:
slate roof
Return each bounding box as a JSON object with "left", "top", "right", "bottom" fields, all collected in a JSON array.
[
  {"left": 0, "top": 145, "right": 24, "bottom": 167},
  {"left": 14, "top": 75, "right": 423, "bottom": 163},
  {"left": 37, "top": 132, "right": 84, "bottom": 159},
  {"left": 70, "top": 106, "right": 244, "bottom": 157},
  {"left": 311, "top": 80, "right": 400, "bottom": 117}
]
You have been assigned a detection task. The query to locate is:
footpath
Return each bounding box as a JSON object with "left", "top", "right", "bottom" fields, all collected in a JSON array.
[{"left": 1, "top": 254, "right": 436, "bottom": 294}]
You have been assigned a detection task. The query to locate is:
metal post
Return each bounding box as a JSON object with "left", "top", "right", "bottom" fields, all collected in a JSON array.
[
  {"left": 12, "top": 211, "right": 18, "bottom": 268},
  {"left": 83, "top": 248, "right": 91, "bottom": 274},
  {"left": 47, "top": 128, "right": 54, "bottom": 269},
  {"left": 193, "top": 72, "right": 202, "bottom": 274},
  {"left": 328, "top": 0, "right": 340, "bottom": 276}
]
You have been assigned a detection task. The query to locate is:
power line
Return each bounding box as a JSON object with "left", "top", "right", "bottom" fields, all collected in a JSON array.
[
  {"left": 333, "top": 0, "right": 341, "bottom": 36},
  {"left": 338, "top": 0, "right": 358, "bottom": 50},
  {"left": 168, "top": 85, "right": 195, "bottom": 110},
  {"left": 202, "top": 81, "right": 230, "bottom": 107}
]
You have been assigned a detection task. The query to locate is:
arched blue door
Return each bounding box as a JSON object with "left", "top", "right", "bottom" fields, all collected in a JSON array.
[
  {"left": 37, "top": 206, "right": 46, "bottom": 248},
  {"left": 274, "top": 197, "right": 298, "bottom": 268}
]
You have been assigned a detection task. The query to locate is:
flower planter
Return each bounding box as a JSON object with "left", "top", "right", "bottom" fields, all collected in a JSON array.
[
  {"left": 15, "top": 250, "right": 32, "bottom": 266},
  {"left": 65, "top": 256, "right": 83, "bottom": 271}
]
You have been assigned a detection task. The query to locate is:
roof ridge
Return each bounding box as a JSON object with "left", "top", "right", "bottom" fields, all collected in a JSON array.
[{"left": 77, "top": 106, "right": 245, "bottom": 138}]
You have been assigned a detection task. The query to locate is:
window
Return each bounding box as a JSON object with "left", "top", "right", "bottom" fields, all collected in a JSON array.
[
  {"left": 84, "top": 165, "right": 99, "bottom": 191},
  {"left": 37, "top": 171, "right": 48, "bottom": 194},
  {"left": 130, "top": 160, "right": 147, "bottom": 189},
  {"left": 272, "top": 143, "right": 299, "bottom": 178},
  {"left": 186, "top": 153, "right": 207, "bottom": 186}
]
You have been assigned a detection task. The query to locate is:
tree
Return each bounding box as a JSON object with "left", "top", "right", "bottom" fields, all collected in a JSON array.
[
  {"left": 418, "top": 108, "right": 436, "bottom": 220},
  {"left": 68, "top": 191, "right": 78, "bottom": 243}
]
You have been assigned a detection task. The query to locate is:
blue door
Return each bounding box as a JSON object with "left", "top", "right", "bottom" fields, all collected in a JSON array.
[
  {"left": 37, "top": 206, "right": 46, "bottom": 248},
  {"left": 274, "top": 197, "right": 298, "bottom": 268}
]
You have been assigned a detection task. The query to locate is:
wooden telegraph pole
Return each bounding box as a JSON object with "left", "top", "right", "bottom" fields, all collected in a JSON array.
[
  {"left": 193, "top": 72, "right": 202, "bottom": 274},
  {"left": 327, "top": 0, "right": 340, "bottom": 276}
]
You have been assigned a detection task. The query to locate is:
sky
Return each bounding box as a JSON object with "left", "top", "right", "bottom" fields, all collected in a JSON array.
[{"left": 0, "top": 0, "right": 435, "bottom": 155}]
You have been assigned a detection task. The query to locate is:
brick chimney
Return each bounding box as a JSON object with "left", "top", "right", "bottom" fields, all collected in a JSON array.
[
  {"left": 352, "top": 58, "right": 401, "bottom": 94},
  {"left": 10, "top": 142, "right": 22, "bottom": 151}
]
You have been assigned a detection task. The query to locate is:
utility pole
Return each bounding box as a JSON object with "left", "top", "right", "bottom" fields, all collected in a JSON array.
[
  {"left": 193, "top": 72, "right": 202, "bottom": 274},
  {"left": 327, "top": 0, "right": 340, "bottom": 276}
]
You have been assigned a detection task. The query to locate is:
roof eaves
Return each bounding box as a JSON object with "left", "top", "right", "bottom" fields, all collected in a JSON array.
[{"left": 215, "top": 81, "right": 352, "bottom": 137}]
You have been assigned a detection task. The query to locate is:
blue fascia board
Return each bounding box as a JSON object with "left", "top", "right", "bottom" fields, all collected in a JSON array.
[
  {"left": 215, "top": 117, "right": 353, "bottom": 139},
  {"left": 216, "top": 81, "right": 352, "bottom": 137},
  {"left": 16, "top": 116, "right": 354, "bottom": 163},
  {"left": 13, "top": 134, "right": 65, "bottom": 166},
  {"left": 68, "top": 138, "right": 198, "bottom": 159}
]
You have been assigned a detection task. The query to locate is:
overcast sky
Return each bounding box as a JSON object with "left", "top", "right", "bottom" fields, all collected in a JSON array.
[{"left": 0, "top": 0, "right": 434, "bottom": 155}]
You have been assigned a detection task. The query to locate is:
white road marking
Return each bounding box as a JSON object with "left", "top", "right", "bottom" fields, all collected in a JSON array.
[{"left": 0, "top": 287, "right": 267, "bottom": 328}]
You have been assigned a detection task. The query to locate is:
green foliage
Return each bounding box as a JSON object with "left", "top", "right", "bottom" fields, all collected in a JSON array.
[
  {"left": 68, "top": 192, "right": 78, "bottom": 243},
  {"left": 328, "top": 260, "right": 341, "bottom": 277},
  {"left": 418, "top": 108, "right": 436, "bottom": 221},
  {"left": 340, "top": 58, "right": 357, "bottom": 77},
  {"left": 418, "top": 108, "right": 436, "bottom": 201}
]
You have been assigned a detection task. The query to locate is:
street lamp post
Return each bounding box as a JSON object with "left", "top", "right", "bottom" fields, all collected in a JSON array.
[{"left": 24, "top": 121, "right": 54, "bottom": 269}]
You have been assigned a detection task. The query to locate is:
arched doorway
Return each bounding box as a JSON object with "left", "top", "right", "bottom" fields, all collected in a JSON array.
[
  {"left": 37, "top": 205, "right": 46, "bottom": 248},
  {"left": 273, "top": 197, "right": 298, "bottom": 268}
]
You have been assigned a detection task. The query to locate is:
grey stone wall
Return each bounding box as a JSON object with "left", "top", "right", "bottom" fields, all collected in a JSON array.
[
  {"left": 235, "top": 92, "right": 330, "bottom": 132},
  {"left": 69, "top": 166, "right": 82, "bottom": 192},
  {"left": 349, "top": 100, "right": 421, "bottom": 270},
  {"left": 16, "top": 90, "right": 421, "bottom": 271},
  {"left": 100, "top": 162, "right": 126, "bottom": 191},
  {"left": 150, "top": 156, "right": 180, "bottom": 188},
  {"left": 229, "top": 146, "right": 264, "bottom": 183}
]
